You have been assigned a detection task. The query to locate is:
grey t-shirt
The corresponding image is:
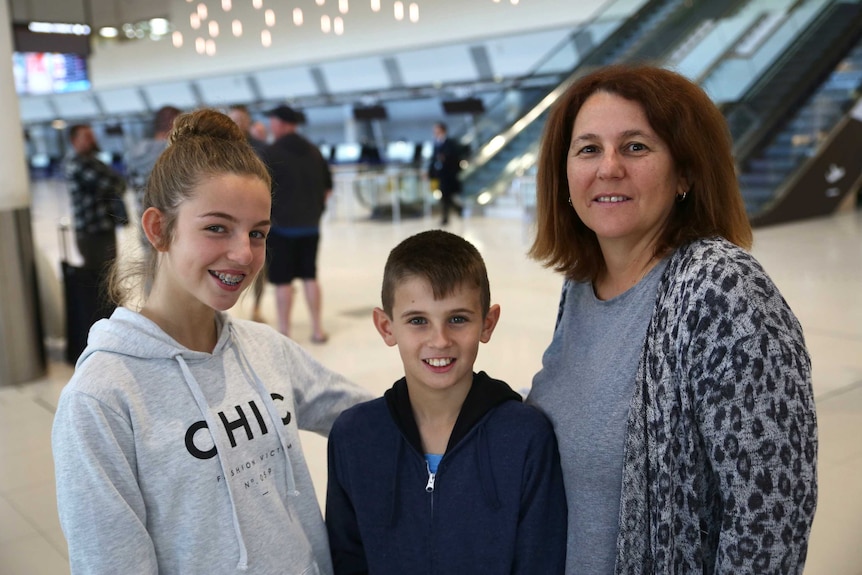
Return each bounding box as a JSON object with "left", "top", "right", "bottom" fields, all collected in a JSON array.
[{"left": 528, "top": 258, "right": 668, "bottom": 575}]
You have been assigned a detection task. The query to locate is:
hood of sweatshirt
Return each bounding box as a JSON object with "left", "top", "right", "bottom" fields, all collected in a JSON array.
[
  {"left": 82, "top": 306, "right": 224, "bottom": 362},
  {"left": 384, "top": 370, "right": 522, "bottom": 456},
  {"left": 81, "top": 307, "right": 298, "bottom": 571},
  {"left": 378, "top": 371, "right": 522, "bottom": 525}
]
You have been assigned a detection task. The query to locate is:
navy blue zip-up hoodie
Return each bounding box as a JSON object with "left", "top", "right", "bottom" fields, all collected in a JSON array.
[{"left": 325, "top": 371, "right": 567, "bottom": 574}]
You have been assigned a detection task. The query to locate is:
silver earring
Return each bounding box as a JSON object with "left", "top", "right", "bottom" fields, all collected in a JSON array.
[
  {"left": 676, "top": 191, "right": 688, "bottom": 203},
  {"left": 567, "top": 197, "right": 573, "bottom": 206}
]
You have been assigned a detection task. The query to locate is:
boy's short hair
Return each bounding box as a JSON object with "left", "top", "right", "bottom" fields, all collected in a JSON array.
[{"left": 381, "top": 230, "right": 490, "bottom": 318}]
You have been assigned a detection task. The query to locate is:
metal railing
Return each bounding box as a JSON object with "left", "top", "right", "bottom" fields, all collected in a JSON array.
[{"left": 328, "top": 166, "right": 436, "bottom": 224}]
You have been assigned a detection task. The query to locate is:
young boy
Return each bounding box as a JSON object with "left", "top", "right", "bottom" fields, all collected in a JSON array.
[{"left": 325, "top": 230, "right": 567, "bottom": 574}]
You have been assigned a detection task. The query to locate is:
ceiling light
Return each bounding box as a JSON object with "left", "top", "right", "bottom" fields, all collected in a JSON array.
[
  {"left": 150, "top": 18, "right": 169, "bottom": 35},
  {"left": 176, "top": 0, "right": 522, "bottom": 56},
  {"left": 29, "top": 22, "right": 90, "bottom": 35},
  {"left": 99, "top": 26, "right": 119, "bottom": 38}
]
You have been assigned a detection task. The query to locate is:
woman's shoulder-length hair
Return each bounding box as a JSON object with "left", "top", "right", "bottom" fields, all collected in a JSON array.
[{"left": 529, "top": 64, "right": 752, "bottom": 282}]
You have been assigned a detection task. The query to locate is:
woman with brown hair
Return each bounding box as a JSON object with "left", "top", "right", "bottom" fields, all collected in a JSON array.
[{"left": 527, "top": 65, "right": 817, "bottom": 574}]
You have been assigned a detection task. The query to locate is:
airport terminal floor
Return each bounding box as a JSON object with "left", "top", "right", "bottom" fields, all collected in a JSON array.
[{"left": 1, "top": 179, "right": 861, "bottom": 574}]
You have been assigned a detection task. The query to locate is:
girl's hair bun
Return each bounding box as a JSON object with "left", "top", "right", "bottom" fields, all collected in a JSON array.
[{"left": 168, "top": 108, "right": 245, "bottom": 146}]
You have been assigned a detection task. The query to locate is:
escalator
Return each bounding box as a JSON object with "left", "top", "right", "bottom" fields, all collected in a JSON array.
[
  {"left": 726, "top": 0, "right": 862, "bottom": 220},
  {"left": 459, "top": 0, "right": 748, "bottom": 203},
  {"left": 747, "top": 37, "right": 862, "bottom": 225}
]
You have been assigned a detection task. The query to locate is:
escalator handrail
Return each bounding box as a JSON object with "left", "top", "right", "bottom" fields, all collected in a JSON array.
[
  {"left": 459, "top": 0, "right": 679, "bottom": 182},
  {"left": 730, "top": 0, "right": 860, "bottom": 161},
  {"left": 461, "top": 0, "right": 739, "bottom": 190},
  {"left": 457, "top": 0, "right": 659, "bottom": 158}
]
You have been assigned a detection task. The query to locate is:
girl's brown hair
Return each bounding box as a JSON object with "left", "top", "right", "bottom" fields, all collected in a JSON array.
[
  {"left": 529, "top": 64, "right": 752, "bottom": 281},
  {"left": 107, "top": 108, "right": 271, "bottom": 306}
]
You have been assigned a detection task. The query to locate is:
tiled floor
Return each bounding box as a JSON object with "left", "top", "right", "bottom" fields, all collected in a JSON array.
[{"left": 2, "top": 179, "right": 861, "bottom": 574}]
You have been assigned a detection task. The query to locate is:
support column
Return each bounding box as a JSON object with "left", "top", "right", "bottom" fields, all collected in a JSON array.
[{"left": 0, "top": 2, "right": 47, "bottom": 385}]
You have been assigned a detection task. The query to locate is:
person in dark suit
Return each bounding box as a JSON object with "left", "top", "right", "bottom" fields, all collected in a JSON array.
[{"left": 428, "top": 122, "right": 462, "bottom": 225}]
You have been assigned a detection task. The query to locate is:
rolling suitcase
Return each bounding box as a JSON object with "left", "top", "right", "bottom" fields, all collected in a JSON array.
[{"left": 58, "top": 222, "right": 115, "bottom": 364}]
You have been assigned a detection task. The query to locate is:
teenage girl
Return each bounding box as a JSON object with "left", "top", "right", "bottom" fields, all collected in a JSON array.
[{"left": 52, "top": 109, "right": 373, "bottom": 574}]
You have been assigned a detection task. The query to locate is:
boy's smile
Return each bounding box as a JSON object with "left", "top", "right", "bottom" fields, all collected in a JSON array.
[{"left": 374, "top": 276, "right": 500, "bottom": 398}]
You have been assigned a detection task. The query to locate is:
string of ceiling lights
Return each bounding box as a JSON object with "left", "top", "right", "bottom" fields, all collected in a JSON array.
[{"left": 172, "top": 0, "right": 521, "bottom": 56}]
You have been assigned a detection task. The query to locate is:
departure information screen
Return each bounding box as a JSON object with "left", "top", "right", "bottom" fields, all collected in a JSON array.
[{"left": 13, "top": 52, "right": 91, "bottom": 95}]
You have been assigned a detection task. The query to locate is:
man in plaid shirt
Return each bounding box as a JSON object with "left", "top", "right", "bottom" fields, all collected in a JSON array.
[{"left": 64, "top": 124, "right": 128, "bottom": 270}]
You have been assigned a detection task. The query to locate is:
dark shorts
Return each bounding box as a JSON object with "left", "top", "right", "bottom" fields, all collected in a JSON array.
[{"left": 267, "top": 233, "right": 320, "bottom": 284}]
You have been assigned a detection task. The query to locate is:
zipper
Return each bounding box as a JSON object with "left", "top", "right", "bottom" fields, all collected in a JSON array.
[
  {"left": 425, "top": 461, "right": 436, "bottom": 523},
  {"left": 425, "top": 463, "right": 436, "bottom": 493}
]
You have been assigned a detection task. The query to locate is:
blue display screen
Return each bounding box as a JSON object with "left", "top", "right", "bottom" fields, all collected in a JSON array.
[{"left": 13, "top": 52, "right": 91, "bottom": 95}]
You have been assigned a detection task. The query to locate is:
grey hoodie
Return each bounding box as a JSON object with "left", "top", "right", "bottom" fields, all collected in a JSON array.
[
  {"left": 52, "top": 307, "right": 373, "bottom": 574},
  {"left": 125, "top": 139, "right": 167, "bottom": 213},
  {"left": 125, "top": 139, "right": 166, "bottom": 188}
]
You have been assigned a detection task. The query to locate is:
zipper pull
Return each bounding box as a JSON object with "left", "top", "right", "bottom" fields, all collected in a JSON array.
[{"left": 425, "top": 467, "right": 436, "bottom": 493}]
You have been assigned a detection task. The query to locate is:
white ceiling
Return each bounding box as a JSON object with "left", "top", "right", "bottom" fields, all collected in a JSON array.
[
  {"left": 15, "top": 23, "right": 582, "bottom": 124},
  {"left": 10, "top": 0, "right": 614, "bottom": 128}
]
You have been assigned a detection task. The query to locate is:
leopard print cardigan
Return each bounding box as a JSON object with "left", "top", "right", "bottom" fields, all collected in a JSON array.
[{"left": 614, "top": 237, "right": 817, "bottom": 574}]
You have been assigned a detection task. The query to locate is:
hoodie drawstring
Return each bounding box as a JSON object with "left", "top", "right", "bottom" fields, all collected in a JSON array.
[
  {"left": 175, "top": 355, "right": 250, "bottom": 571},
  {"left": 231, "top": 326, "right": 300, "bottom": 497}
]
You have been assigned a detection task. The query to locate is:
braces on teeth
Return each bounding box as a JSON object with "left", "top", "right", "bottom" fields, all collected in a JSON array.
[{"left": 213, "top": 271, "right": 244, "bottom": 285}]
